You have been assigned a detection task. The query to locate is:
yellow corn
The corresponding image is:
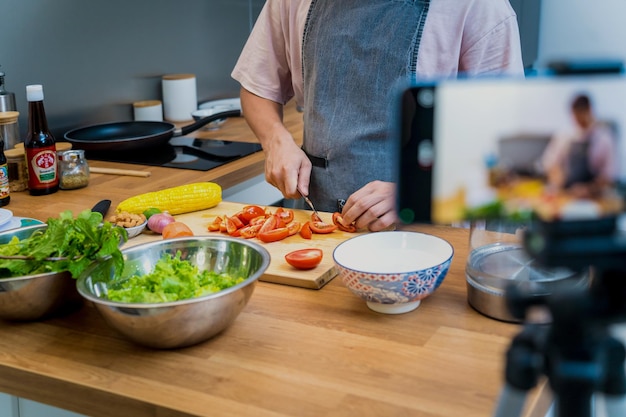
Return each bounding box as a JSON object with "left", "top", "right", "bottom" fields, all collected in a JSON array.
[{"left": 116, "top": 182, "right": 222, "bottom": 215}]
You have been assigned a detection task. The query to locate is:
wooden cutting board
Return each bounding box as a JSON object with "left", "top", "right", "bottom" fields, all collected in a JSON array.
[{"left": 123, "top": 201, "right": 363, "bottom": 289}]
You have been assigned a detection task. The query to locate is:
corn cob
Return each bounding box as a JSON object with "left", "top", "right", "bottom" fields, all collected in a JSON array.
[{"left": 116, "top": 182, "right": 222, "bottom": 215}]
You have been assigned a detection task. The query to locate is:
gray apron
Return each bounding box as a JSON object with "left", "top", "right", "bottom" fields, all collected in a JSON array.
[
  {"left": 302, "top": 0, "right": 430, "bottom": 212},
  {"left": 565, "top": 139, "right": 593, "bottom": 188}
]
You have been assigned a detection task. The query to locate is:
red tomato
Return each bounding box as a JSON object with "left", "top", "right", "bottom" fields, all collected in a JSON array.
[
  {"left": 285, "top": 248, "right": 323, "bottom": 270},
  {"left": 162, "top": 222, "right": 194, "bottom": 239},
  {"left": 239, "top": 205, "right": 266, "bottom": 224},
  {"left": 276, "top": 207, "right": 295, "bottom": 224},
  {"left": 249, "top": 215, "right": 268, "bottom": 226},
  {"left": 311, "top": 212, "right": 323, "bottom": 223},
  {"left": 207, "top": 216, "right": 222, "bottom": 232},
  {"left": 257, "top": 227, "right": 290, "bottom": 243},
  {"left": 239, "top": 224, "right": 262, "bottom": 239},
  {"left": 332, "top": 212, "right": 357, "bottom": 233},
  {"left": 309, "top": 221, "right": 337, "bottom": 234},
  {"left": 259, "top": 214, "right": 279, "bottom": 234},
  {"left": 225, "top": 216, "right": 240, "bottom": 236},
  {"left": 287, "top": 221, "right": 301, "bottom": 236},
  {"left": 299, "top": 221, "right": 312, "bottom": 239}
]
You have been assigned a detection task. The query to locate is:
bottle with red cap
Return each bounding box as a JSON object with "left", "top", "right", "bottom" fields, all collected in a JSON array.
[{"left": 24, "top": 84, "right": 59, "bottom": 195}]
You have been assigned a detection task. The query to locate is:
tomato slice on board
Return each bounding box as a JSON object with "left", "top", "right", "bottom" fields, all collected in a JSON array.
[
  {"left": 225, "top": 216, "right": 240, "bottom": 236},
  {"left": 286, "top": 221, "right": 301, "bottom": 236},
  {"left": 332, "top": 212, "right": 357, "bottom": 233},
  {"left": 259, "top": 214, "right": 279, "bottom": 234},
  {"left": 311, "top": 212, "right": 323, "bottom": 223},
  {"left": 309, "top": 221, "right": 337, "bottom": 234},
  {"left": 285, "top": 248, "right": 323, "bottom": 270},
  {"left": 207, "top": 216, "right": 222, "bottom": 232},
  {"left": 239, "top": 205, "right": 266, "bottom": 224},
  {"left": 162, "top": 222, "right": 194, "bottom": 239},
  {"left": 299, "top": 221, "right": 312, "bottom": 239},
  {"left": 276, "top": 207, "right": 295, "bottom": 224},
  {"left": 257, "top": 227, "right": 290, "bottom": 243},
  {"left": 239, "top": 224, "right": 261, "bottom": 239}
]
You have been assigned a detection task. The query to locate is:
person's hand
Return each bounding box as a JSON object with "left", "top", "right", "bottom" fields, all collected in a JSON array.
[
  {"left": 340, "top": 181, "right": 398, "bottom": 232},
  {"left": 263, "top": 134, "right": 312, "bottom": 200}
]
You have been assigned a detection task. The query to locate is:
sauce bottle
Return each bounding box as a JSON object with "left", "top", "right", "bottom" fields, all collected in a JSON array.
[{"left": 25, "top": 84, "right": 59, "bottom": 195}]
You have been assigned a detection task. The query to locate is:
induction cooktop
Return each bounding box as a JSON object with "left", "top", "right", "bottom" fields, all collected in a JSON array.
[{"left": 85, "top": 137, "right": 262, "bottom": 171}]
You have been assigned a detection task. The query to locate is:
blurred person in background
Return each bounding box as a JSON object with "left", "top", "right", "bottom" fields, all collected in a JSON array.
[
  {"left": 542, "top": 93, "right": 618, "bottom": 199},
  {"left": 232, "top": 0, "right": 524, "bottom": 231}
]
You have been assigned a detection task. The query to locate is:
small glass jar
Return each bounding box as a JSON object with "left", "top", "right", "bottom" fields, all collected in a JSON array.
[
  {"left": 58, "top": 150, "right": 90, "bottom": 190},
  {"left": 0, "top": 111, "right": 20, "bottom": 150}
]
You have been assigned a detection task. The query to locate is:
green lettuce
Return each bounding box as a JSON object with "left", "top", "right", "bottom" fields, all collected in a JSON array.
[
  {"left": 0, "top": 210, "right": 127, "bottom": 279},
  {"left": 106, "top": 251, "right": 244, "bottom": 303}
]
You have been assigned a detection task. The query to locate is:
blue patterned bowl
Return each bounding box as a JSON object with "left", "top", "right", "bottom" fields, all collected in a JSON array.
[{"left": 333, "top": 231, "right": 454, "bottom": 314}]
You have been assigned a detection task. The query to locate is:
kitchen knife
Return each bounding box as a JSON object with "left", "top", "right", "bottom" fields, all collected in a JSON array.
[
  {"left": 91, "top": 199, "right": 111, "bottom": 217},
  {"left": 297, "top": 186, "right": 321, "bottom": 220}
]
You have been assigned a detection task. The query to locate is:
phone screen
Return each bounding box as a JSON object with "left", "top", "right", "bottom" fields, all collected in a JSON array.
[{"left": 396, "top": 75, "right": 626, "bottom": 224}]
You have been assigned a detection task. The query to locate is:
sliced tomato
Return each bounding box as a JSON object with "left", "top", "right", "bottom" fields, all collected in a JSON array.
[
  {"left": 239, "top": 224, "right": 261, "bottom": 239},
  {"left": 332, "top": 212, "right": 357, "bottom": 233},
  {"left": 239, "top": 205, "right": 266, "bottom": 224},
  {"left": 311, "top": 212, "right": 323, "bottom": 223},
  {"left": 249, "top": 215, "right": 268, "bottom": 226},
  {"left": 257, "top": 227, "right": 290, "bottom": 243},
  {"left": 207, "top": 216, "right": 222, "bottom": 232},
  {"left": 309, "top": 221, "right": 337, "bottom": 234},
  {"left": 259, "top": 214, "right": 279, "bottom": 234},
  {"left": 286, "top": 221, "right": 301, "bottom": 236},
  {"left": 285, "top": 248, "right": 323, "bottom": 270},
  {"left": 162, "top": 222, "right": 194, "bottom": 239},
  {"left": 299, "top": 221, "right": 312, "bottom": 239},
  {"left": 225, "top": 216, "right": 240, "bottom": 236},
  {"left": 275, "top": 207, "right": 295, "bottom": 224}
]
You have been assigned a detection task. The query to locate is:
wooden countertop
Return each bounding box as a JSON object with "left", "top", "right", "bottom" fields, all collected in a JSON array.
[{"left": 0, "top": 104, "right": 549, "bottom": 417}]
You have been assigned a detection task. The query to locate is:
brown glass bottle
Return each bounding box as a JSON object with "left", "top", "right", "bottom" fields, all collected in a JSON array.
[{"left": 25, "top": 84, "right": 58, "bottom": 195}]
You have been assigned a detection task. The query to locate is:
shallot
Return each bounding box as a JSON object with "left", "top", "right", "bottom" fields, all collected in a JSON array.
[{"left": 147, "top": 212, "right": 175, "bottom": 234}]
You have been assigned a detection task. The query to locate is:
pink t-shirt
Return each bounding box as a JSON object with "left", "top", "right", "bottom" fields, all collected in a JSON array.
[{"left": 232, "top": 0, "right": 525, "bottom": 107}]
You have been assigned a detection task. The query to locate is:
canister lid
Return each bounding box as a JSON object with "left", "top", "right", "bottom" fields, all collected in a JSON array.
[{"left": 0, "top": 111, "right": 19, "bottom": 125}]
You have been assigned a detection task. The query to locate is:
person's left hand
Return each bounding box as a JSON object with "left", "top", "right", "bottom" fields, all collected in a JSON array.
[{"left": 340, "top": 181, "right": 398, "bottom": 232}]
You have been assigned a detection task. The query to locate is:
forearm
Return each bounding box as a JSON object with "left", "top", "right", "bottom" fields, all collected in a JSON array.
[{"left": 239, "top": 87, "right": 295, "bottom": 152}]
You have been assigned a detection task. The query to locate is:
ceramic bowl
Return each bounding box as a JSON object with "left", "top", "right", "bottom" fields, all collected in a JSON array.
[
  {"left": 333, "top": 231, "right": 454, "bottom": 314},
  {"left": 77, "top": 236, "right": 270, "bottom": 349},
  {"left": 0, "top": 224, "right": 82, "bottom": 321},
  {"left": 123, "top": 220, "right": 147, "bottom": 239}
]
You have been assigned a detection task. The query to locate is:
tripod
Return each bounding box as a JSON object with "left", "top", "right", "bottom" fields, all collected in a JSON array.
[{"left": 493, "top": 217, "right": 626, "bottom": 417}]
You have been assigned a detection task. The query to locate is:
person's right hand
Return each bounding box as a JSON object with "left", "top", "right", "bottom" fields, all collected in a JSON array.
[{"left": 263, "top": 133, "right": 312, "bottom": 200}]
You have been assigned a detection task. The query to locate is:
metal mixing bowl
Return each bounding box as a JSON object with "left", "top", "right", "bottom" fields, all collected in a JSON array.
[
  {"left": 0, "top": 224, "right": 82, "bottom": 321},
  {"left": 76, "top": 236, "right": 271, "bottom": 349}
]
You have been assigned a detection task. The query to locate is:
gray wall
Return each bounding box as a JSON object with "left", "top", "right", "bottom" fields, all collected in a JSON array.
[
  {"left": 1, "top": 0, "right": 265, "bottom": 138},
  {"left": 1, "top": 0, "right": 539, "bottom": 140}
]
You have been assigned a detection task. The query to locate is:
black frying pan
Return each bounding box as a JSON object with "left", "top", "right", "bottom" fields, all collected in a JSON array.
[{"left": 64, "top": 109, "right": 241, "bottom": 152}]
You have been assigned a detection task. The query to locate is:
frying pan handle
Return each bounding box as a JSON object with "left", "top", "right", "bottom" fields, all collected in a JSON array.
[{"left": 177, "top": 109, "right": 242, "bottom": 136}]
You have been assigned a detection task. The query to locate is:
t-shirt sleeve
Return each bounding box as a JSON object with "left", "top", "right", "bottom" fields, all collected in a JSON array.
[{"left": 231, "top": 1, "right": 295, "bottom": 105}]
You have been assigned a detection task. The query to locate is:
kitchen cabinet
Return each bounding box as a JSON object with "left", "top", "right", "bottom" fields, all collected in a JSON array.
[
  {"left": 17, "top": 399, "right": 85, "bottom": 417},
  {"left": 0, "top": 393, "right": 17, "bottom": 417}
]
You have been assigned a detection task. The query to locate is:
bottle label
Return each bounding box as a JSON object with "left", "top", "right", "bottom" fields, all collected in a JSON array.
[
  {"left": 26, "top": 148, "right": 58, "bottom": 187},
  {"left": 0, "top": 163, "right": 9, "bottom": 200}
]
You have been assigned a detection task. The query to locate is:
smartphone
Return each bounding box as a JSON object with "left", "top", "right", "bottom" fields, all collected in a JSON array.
[{"left": 396, "top": 74, "right": 626, "bottom": 224}]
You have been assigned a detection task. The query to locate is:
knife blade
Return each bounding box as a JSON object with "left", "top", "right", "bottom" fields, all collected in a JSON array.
[
  {"left": 91, "top": 199, "right": 111, "bottom": 217},
  {"left": 297, "top": 186, "right": 321, "bottom": 219}
]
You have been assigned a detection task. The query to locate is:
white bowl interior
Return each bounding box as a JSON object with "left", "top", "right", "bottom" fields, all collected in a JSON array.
[{"left": 333, "top": 231, "right": 453, "bottom": 274}]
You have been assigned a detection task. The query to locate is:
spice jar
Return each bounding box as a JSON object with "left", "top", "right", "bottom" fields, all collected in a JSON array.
[
  {"left": 0, "top": 111, "right": 20, "bottom": 150},
  {"left": 58, "top": 150, "right": 90, "bottom": 190},
  {"left": 4, "top": 147, "right": 28, "bottom": 192}
]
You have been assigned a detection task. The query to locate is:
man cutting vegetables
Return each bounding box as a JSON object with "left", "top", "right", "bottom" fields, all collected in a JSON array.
[{"left": 231, "top": 0, "right": 524, "bottom": 231}]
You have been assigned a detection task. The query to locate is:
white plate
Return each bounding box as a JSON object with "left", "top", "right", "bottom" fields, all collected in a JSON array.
[
  {"left": 198, "top": 98, "right": 241, "bottom": 112},
  {"left": 0, "top": 217, "right": 44, "bottom": 233},
  {"left": 0, "top": 209, "right": 13, "bottom": 227}
]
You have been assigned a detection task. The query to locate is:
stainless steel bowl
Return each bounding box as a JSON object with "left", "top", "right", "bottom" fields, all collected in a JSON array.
[
  {"left": 76, "top": 236, "right": 271, "bottom": 349},
  {"left": 0, "top": 225, "right": 82, "bottom": 321}
]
